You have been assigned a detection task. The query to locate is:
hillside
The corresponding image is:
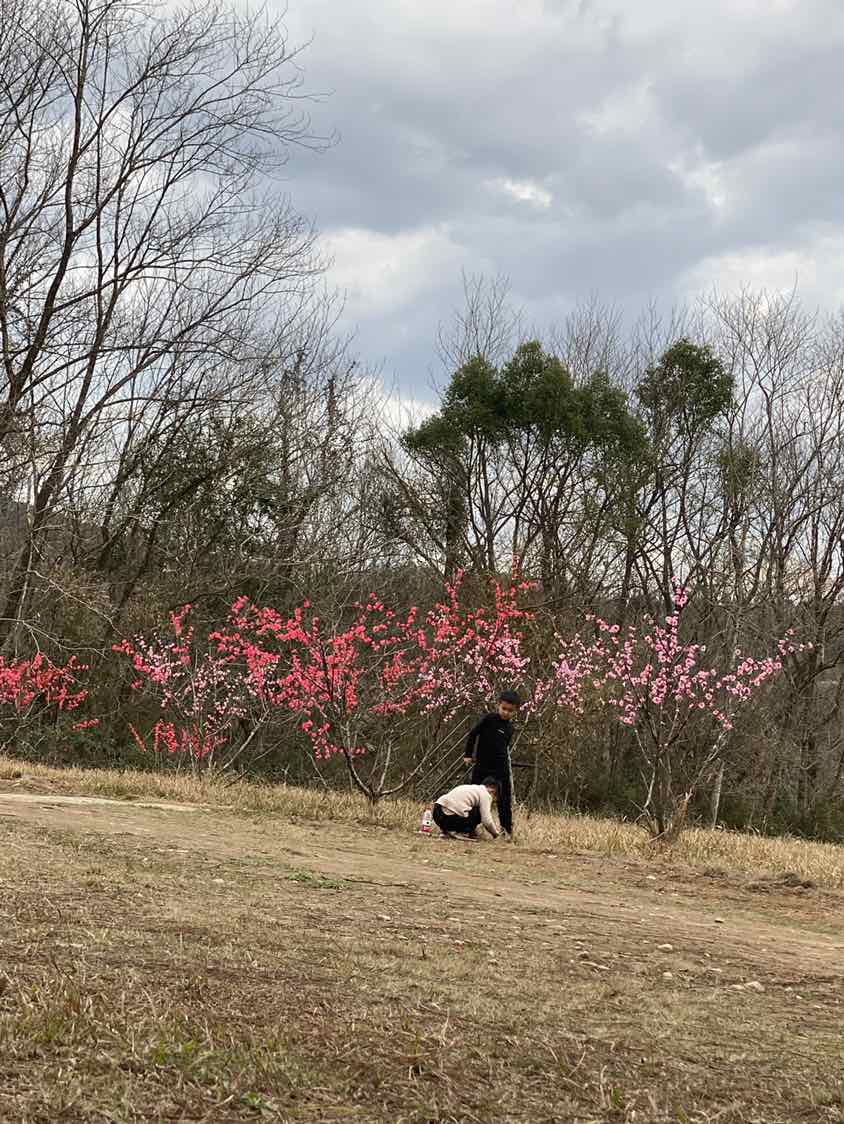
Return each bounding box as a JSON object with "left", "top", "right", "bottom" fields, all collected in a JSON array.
[{"left": 1, "top": 774, "right": 843, "bottom": 1122}]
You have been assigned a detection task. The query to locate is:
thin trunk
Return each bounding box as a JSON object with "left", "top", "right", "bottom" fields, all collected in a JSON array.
[{"left": 709, "top": 760, "right": 724, "bottom": 828}]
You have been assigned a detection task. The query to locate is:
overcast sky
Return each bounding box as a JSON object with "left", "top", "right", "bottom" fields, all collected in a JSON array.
[{"left": 274, "top": 0, "right": 844, "bottom": 401}]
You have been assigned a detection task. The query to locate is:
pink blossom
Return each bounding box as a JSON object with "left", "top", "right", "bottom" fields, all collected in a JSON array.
[
  {"left": 541, "top": 585, "right": 804, "bottom": 753},
  {"left": 114, "top": 573, "right": 540, "bottom": 764},
  {"left": 0, "top": 654, "right": 89, "bottom": 716}
]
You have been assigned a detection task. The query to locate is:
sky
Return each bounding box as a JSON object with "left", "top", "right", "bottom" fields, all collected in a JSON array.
[{"left": 271, "top": 0, "right": 844, "bottom": 403}]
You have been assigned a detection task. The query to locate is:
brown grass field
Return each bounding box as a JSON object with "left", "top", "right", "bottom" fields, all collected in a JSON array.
[{"left": 1, "top": 756, "right": 843, "bottom": 1123}]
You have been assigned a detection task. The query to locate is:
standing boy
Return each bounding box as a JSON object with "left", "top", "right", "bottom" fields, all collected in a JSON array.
[{"left": 463, "top": 690, "right": 521, "bottom": 836}]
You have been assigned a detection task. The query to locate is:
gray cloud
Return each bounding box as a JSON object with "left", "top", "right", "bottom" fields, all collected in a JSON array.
[{"left": 270, "top": 0, "right": 844, "bottom": 397}]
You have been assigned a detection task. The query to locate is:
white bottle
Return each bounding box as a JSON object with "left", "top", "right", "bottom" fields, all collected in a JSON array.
[{"left": 420, "top": 805, "right": 433, "bottom": 834}]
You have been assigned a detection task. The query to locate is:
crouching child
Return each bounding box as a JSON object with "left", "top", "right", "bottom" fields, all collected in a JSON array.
[{"left": 432, "top": 777, "right": 502, "bottom": 841}]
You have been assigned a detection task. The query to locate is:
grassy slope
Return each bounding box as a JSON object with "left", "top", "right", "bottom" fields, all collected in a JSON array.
[{"left": 1, "top": 758, "right": 843, "bottom": 1122}]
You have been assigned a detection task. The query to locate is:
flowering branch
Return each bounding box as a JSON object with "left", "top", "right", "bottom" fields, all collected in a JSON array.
[{"left": 544, "top": 581, "right": 807, "bottom": 835}]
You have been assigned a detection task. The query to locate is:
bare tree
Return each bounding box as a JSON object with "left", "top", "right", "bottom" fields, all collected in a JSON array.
[
  {"left": 0, "top": 0, "right": 328, "bottom": 650},
  {"left": 435, "top": 272, "right": 522, "bottom": 374}
]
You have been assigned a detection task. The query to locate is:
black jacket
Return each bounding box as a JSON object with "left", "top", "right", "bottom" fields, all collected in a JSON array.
[{"left": 464, "top": 712, "right": 513, "bottom": 773}]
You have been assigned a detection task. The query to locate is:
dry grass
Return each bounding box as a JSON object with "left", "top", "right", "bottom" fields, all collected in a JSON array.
[
  {"left": 3, "top": 753, "right": 844, "bottom": 889},
  {"left": 2, "top": 801, "right": 843, "bottom": 1124}
]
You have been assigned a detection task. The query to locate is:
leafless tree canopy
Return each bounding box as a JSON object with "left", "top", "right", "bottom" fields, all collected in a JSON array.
[{"left": 0, "top": 0, "right": 336, "bottom": 644}]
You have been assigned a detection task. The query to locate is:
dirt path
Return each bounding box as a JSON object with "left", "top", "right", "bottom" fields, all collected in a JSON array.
[
  {"left": 3, "top": 787, "right": 844, "bottom": 1122},
  {"left": 2, "top": 788, "right": 842, "bottom": 982},
  {"left": 0, "top": 792, "right": 201, "bottom": 812}
]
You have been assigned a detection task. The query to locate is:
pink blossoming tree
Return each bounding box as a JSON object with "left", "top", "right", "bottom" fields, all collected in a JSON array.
[
  {"left": 113, "top": 605, "right": 281, "bottom": 772},
  {"left": 220, "top": 573, "right": 538, "bottom": 799},
  {"left": 546, "top": 583, "right": 806, "bottom": 837},
  {"left": 114, "top": 574, "right": 539, "bottom": 795}
]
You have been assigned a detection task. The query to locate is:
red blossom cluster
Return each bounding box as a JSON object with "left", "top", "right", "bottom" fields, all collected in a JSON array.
[
  {"left": 0, "top": 653, "right": 88, "bottom": 716},
  {"left": 127, "top": 719, "right": 227, "bottom": 759},
  {"left": 114, "top": 574, "right": 538, "bottom": 762}
]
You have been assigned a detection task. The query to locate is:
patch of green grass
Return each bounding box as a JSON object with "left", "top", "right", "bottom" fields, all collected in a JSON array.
[
  {"left": 241, "top": 1089, "right": 281, "bottom": 1115},
  {"left": 286, "top": 867, "right": 344, "bottom": 890}
]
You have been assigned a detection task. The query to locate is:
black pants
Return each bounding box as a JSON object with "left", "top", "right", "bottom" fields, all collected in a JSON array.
[
  {"left": 433, "top": 802, "right": 481, "bottom": 836},
  {"left": 472, "top": 759, "right": 513, "bottom": 833}
]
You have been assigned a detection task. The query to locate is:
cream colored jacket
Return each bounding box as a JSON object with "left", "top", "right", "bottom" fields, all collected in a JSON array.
[{"left": 436, "top": 783, "right": 499, "bottom": 837}]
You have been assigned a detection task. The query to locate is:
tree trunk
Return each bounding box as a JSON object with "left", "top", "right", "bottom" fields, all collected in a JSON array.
[{"left": 709, "top": 760, "right": 724, "bottom": 828}]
